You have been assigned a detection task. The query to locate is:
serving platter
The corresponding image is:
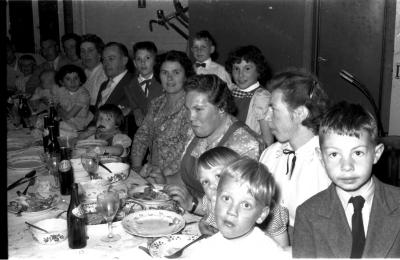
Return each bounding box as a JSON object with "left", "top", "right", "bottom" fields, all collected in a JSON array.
[
  {"left": 129, "top": 185, "right": 169, "bottom": 201},
  {"left": 8, "top": 192, "right": 61, "bottom": 216},
  {"left": 7, "top": 155, "right": 46, "bottom": 171},
  {"left": 122, "top": 210, "right": 184, "bottom": 237},
  {"left": 149, "top": 234, "right": 200, "bottom": 258},
  {"left": 75, "top": 139, "right": 108, "bottom": 149}
]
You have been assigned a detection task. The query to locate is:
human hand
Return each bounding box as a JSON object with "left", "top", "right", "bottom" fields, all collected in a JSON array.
[
  {"left": 147, "top": 165, "right": 166, "bottom": 184},
  {"left": 118, "top": 105, "right": 131, "bottom": 117},
  {"left": 198, "top": 217, "right": 218, "bottom": 236},
  {"left": 164, "top": 184, "right": 192, "bottom": 211}
]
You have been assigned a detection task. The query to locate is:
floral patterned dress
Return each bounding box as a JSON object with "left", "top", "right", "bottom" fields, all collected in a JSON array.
[{"left": 131, "top": 93, "right": 190, "bottom": 175}]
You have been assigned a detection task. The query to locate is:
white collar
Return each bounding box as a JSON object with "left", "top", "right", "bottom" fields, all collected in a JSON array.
[
  {"left": 138, "top": 73, "right": 153, "bottom": 83},
  {"left": 110, "top": 70, "right": 128, "bottom": 85},
  {"left": 336, "top": 177, "right": 375, "bottom": 207},
  {"left": 241, "top": 82, "right": 260, "bottom": 92},
  {"left": 196, "top": 58, "right": 212, "bottom": 67}
]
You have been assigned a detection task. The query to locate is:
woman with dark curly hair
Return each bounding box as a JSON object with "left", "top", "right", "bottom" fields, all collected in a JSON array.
[
  {"left": 166, "top": 74, "right": 263, "bottom": 214},
  {"left": 225, "top": 45, "right": 274, "bottom": 146},
  {"left": 131, "top": 50, "right": 195, "bottom": 184},
  {"left": 54, "top": 64, "right": 93, "bottom": 131}
]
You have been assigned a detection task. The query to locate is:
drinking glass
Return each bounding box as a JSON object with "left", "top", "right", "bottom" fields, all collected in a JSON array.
[
  {"left": 96, "top": 191, "right": 121, "bottom": 242},
  {"left": 81, "top": 153, "right": 99, "bottom": 180}
]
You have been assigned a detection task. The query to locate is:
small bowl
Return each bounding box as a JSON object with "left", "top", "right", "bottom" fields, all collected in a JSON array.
[
  {"left": 78, "top": 179, "right": 110, "bottom": 202},
  {"left": 96, "top": 162, "right": 130, "bottom": 183},
  {"left": 29, "top": 218, "right": 67, "bottom": 245}
]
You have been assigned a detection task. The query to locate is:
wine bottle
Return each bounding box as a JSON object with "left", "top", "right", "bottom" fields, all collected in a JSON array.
[
  {"left": 49, "top": 103, "right": 60, "bottom": 137},
  {"left": 59, "top": 147, "right": 73, "bottom": 195},
  {"left": 47, "top": 126, "right": 60, "bottom": 154},
  {"left": 67, "top": 183, "right": 87, "bottom": 249}
]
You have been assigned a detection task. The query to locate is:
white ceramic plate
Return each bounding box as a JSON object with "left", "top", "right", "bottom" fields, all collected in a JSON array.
[
  {"left": 7, "top": 192, "right": 61, "bottom": 216},
  {"left": 149, "top": 234, "right": 200, "bottom": 257},
  {"left": 7, "top": 155, "right": 45, "bottom": 171},
  {"left": 75, "top": 139, "right": 108, "bottom": 149},
  {"left": 122, "top": 210, "right": 184, "bottom": 237}
]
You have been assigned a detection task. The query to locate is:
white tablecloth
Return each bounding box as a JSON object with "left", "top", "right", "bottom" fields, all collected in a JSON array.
[{"left": 7, "top": 129, "right": 201, "bottom": 259}]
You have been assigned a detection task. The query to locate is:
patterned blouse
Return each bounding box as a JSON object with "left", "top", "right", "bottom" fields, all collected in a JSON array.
[
  {"left": 131, "top": 93, "right": 191, "bottom": 175},
  {"left": 188, "top": 115, "right": 261, "bottom": 160}
]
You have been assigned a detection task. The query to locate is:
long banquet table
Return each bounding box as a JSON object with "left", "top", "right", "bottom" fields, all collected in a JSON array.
[{"left": 7, "top": 128, "right": 201, "bottom": 259}]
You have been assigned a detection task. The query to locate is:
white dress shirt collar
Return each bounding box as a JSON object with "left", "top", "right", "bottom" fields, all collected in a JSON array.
[
  {"left": 110, "top": 70, "right": 128, "bottom": 85},
  {"left": 138, "top": 73, "right": 153, "bottom": 84},
  {"left": 336, "top": 177, "right": 375, "bottom": 233}
]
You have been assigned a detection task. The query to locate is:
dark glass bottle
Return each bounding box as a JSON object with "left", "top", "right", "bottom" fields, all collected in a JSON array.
[
  {"left": 49, "top": 103, "right": 57, "bottom": 122},
  {"left": 18, "top": 96, "right": 31, "bottom": 128},
  {"left": 42, "top": 115, "right": 50, "bottom": 153},
  {"left": 47, "top": 126, "right": 60, "bottom": 154},
  {"left": 58, "top": 147, "right": 74, "bottom": 195},
  {"left": 67, "top": 183, "right": 87, "bottom": 249},
  {"left": 49, "top": 103, "right": 60, "bottom": 137}
]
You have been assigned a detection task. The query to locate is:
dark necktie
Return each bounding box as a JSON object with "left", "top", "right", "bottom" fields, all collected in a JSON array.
[
  {"left": 349, "top": 196, "right": 366, "bottom": 258},
  {"left": 195, "top": 62, "right": 206, "bottom": 68},
  {"left": 282, "top": 149, "right": 296, "bottom": 179},
  {"left": 231, "top": 88, "right": 254, "bottom": 99},
  {"left": 139, "top": 79, "right": 151, "bottom": 97}
]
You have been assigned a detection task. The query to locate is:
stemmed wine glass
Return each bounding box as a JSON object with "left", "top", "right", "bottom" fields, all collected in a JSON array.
[
  {"left": 81, "top": 153, "right": 99, "bottom": 180},
  {"left": 96, "top": 191, "right": 121, "bottom": 242}
]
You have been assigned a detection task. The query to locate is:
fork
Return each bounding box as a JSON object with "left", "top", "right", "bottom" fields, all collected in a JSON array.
[{"left": 164, "top": 234, "right": 208, "bottom": 258}]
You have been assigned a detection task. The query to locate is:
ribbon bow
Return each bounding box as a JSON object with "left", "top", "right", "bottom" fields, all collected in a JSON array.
[{"left": 282, "top": 149, "right": 297, "bottom": 179}]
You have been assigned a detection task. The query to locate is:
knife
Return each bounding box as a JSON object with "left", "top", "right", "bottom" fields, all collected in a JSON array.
[{"left": 7, "top": 170, "right": 37, "bottom": 190}]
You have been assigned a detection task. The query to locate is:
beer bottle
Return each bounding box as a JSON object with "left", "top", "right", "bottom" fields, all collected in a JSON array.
[
  {"left": 18, "top": 96, "right": 31, "bottom": 128},
  {"left": 67, "top": 183, "right": 87, "bottom": 249},
  {"left": 47, "top": 126, "right": 60, "bottom": 154},
  {"left": 42, "top": 115, "right": 50, "bottom": 153},
  {"left": 58, "top": 147, "right": 73, "bottom": 195}
]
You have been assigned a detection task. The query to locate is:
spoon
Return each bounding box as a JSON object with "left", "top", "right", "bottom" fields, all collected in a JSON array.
[
  {"left": 138, "top": 246, "right": 152, "bottom": 257},
  {"left": 25, "top": 221, "right": 49, "bottom": 233},
  {"left": 7, "top": 170, "right": 36, "bottom": 190},
  {"left": 99, "top": 162, "right": 112, "bottom": 173}
]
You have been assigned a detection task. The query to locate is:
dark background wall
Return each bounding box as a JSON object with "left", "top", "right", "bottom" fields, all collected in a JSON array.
[{"left": 188, "top": 0, "right": 311, "bottom": 74}]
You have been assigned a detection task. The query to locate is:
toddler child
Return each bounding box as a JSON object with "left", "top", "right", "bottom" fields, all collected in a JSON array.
[
  {"left": 186, "top": 157, "right": 289, "bottom": 259},
  {"left": 293, "top": 101, "right": 400, "bottom": 258},
  {"left": 15, "top": 54, "right": 36, "bottom": 94},
  {"left": 196, "top": 147, "right": 240, "bottom": 235},
  {"left": 225, "top": 45, "right": 273, "bottom": 146},
  {"left": 29, "top": 69, "right": 58, "bottom": 113},
  {"left": 129, "top": 41, "right": 163, "bottom": 127},
  {"left": 79, "top": 104, "right": 132, "bottom": 159},
  {"left": 191, "top": 30, "right": 233, "bottom": 90},
  {"left": 196, "top": 147, "right": 290, "bottom": 248},
  {"left": 55, "top": 64, "right": 93, "bottom": 131}
]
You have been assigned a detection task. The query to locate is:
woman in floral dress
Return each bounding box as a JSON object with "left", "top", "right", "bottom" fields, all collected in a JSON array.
[{"left": 130, "top": 50, "right": 195, "bottom": 184}]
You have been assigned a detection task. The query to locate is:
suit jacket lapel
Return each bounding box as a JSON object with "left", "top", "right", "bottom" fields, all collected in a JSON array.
[
  {"left": 318, "top": 184, "right": 353, "bottom": 257},
  {"left": 106, "top": 72, "right": 132, "bottom": 105},
  {"left": 363, "top": 176, "right": 400, "bottom": 257}
]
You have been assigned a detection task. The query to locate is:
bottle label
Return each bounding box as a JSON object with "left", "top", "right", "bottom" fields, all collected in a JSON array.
[
  {"left": 59, "top": 160, "right": 71, "bottom": 172},
  {"left": 43, "top": 128, "right": 49, "bottom": 137},
  {"left": 72, "top": 204, "right": 85, "bottom": 218}
]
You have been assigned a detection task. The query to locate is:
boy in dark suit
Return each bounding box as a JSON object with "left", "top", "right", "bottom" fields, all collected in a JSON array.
[
  {"left": 126, "top": 41, "right": 163, "bottom": 127},
  {"left": 293, "top": 101, "right": 400, "bottom": 258}
]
